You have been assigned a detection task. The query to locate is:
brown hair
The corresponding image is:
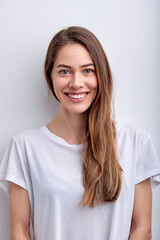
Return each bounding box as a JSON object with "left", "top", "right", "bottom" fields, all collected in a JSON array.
[{"left": 44, "top": 26, "right": 122, "bottom": 208}]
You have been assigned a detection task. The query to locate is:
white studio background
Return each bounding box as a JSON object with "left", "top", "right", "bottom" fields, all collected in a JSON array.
[{"left": 0, "top": 0, "right": 159, "bottom": 239}]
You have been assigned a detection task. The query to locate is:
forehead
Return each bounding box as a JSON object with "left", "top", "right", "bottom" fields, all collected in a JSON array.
[{"left": 54, "top": 43, "right": 93, "bottom": 65}]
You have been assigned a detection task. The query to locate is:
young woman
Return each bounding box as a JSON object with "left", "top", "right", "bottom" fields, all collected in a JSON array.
[{"left": 0, "top": 26, "right": 160, "bottom": 240}]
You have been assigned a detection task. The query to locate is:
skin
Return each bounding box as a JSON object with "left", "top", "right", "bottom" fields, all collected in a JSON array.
[
  {"left": 129, "top": 178, "right": 152, "bottom": 239},
  {"left": 10, "top": 43, "right": 152, "bottom": 239},
  {"left": 10, "top": 183, "right": 31, "bottom": 240}
]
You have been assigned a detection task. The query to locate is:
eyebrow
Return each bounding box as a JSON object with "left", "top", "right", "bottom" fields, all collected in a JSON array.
[{"left": 56, "top": 63, "right": 95, "bottom": 68}]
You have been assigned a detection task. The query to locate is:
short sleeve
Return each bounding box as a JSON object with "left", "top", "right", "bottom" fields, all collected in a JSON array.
[
  {"left": 0, "top": 137, "right": 28, "bottom": 195},
  {"left": 135, "top": 134, "right": 160, "bottom": 189}
]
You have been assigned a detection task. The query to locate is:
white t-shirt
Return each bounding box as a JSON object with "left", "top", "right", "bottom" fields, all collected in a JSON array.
[{"left": 0, "top": 122, "right": 160, "bottom": 240}]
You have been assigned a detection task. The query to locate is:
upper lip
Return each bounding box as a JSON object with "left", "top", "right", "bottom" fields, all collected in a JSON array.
[{"left": 65, "top": 92, "right": 89, "bottom": 95}]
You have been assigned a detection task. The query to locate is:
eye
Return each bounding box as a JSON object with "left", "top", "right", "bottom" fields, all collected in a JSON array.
[
  {"left": 59, "top": 70, "right": 70, "bottom": 75},
  {"left": 84, "top": 69, "right": 94, "bottom": 74}
]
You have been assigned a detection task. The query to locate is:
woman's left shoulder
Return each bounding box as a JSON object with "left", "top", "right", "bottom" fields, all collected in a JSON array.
[{"left": 116, "top": 121, "right": 150, "bottom": 140}]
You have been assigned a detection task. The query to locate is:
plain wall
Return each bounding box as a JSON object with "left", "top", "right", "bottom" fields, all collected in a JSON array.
[{"left": 0, "top": 0, "right": 160, "bottom": 239}]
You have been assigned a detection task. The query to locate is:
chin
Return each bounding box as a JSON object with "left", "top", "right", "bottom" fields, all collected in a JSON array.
[{"left": 66, "top": 107, "right": 90, "bottom": 114}]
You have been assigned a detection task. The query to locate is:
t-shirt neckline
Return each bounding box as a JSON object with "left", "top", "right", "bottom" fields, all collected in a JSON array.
[
  {"left": 40, "top": 122, "right": 121, "bottom": 148},
  {"left": 41, "top": 125, "right": 83, "bottom": 148}
]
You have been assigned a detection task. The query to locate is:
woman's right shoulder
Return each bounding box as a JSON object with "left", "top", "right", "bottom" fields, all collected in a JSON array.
[{"left": 11, "top": 126, "right": 42, "bottom": 145}]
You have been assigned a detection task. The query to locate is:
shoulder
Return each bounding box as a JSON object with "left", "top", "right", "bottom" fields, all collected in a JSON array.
[
  {"left": 117, "top": 122, "right": 150, "bottom": 139},
  {"left": 11, "top": 126, "right": 42, "bottom": 147},
  {"left": 116, "top": 122, "right": 151, "bottom": 152}
]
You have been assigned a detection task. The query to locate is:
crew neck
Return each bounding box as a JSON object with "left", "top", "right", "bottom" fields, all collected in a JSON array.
[
  {"left": 40, "top": 122, "right": 122, "bottom": 148},
  {"left": 41, "top": 125, "right": 83, "bottom": 148}
]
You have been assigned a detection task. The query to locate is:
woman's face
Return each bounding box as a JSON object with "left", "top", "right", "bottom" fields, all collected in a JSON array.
[{"left": 51, "top": 43, "right": 97, "bottom": 115}]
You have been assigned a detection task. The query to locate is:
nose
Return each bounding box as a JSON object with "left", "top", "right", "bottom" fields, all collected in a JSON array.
[{"left": 68, "top": 72, "right": 83, "bottom": 89}]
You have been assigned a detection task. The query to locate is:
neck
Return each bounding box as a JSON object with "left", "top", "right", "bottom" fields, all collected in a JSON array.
[{"left": 48, "top": 108, "right": 88, "bottom": 145}]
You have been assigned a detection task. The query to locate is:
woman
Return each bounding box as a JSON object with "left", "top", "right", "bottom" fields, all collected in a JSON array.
[{"left": 0, "top": 26, "right": 160, "bottom": 240}]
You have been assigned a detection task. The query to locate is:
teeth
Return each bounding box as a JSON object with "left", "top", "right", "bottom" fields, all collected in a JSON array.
[{"left": 68, "top": 93, "right": 87, "bottom": 99}]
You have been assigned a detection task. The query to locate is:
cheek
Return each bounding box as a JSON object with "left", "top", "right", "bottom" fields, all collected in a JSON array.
[
  {"left": 86, "top": 76, "right": 97, "bottom": 89},
  {"left": 51, "top": 77, "right": 59, "bottom": 98},
  {"left": 52, "top": 78, "right": 67, "bottom": 99},
  {"left": 92, "top": 77, "right": 98, "bottom": 90},
  {"left": 92, "top": 77, "right": 98, "bottom": 98},
  {"left": 52, "top": 77, "right": 62, "bottom": 91}
]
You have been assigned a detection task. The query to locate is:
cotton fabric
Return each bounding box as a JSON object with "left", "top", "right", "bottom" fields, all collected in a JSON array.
[{"left": 0, "top": 122, "right": 160, "bottom": 240}]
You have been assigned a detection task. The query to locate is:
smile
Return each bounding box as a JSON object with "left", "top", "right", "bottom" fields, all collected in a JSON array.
[
  {"left": 67, "top": 93, "right": 87, "bottom": 99},
  {"left": 64, "top": 92, "right": 89, "bottom": 102}
]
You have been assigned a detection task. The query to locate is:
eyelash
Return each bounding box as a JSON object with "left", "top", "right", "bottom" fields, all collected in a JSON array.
[
  {"left": 84, "top": 69, "right": 94, "bottom": 73},
  {"left": 60, "top": 70, "right": 69, "bottom": 74},
  {"left": 59, "top": 69, "right": 94, "bottom": 75}
]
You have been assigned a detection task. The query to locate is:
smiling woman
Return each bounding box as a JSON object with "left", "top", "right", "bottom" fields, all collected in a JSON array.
[
  {"left": 0, "top": 26, "right": 160, "bottom": 240},
  {"left": 44, "top": 27, "right": 123, "bottom": 207}
]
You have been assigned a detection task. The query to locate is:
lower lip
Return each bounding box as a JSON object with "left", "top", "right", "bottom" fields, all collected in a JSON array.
[{"left": 65, "top": 93, "right": 88, "bottom": 102}]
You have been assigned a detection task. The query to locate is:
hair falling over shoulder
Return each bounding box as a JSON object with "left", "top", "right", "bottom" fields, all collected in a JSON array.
[{"left": 44, "top": 26, "right": 123, "bottom": 208}]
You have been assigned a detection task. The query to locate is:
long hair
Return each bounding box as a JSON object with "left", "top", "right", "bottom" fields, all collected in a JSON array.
[{"left": 44, "top": 26, "right": 123, "bottom": 208}]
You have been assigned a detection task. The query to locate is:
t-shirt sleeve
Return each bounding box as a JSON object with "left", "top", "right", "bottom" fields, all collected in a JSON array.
[
  {"left": 135, "top": 134, "right": 160, "bottom": 189},
  {"left": 0, "top": 137, "right": 28, "bottom": 195}
]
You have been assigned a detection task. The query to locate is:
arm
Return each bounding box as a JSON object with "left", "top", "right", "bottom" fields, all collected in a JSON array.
[
  {"left": 11, "top": 233, "right": 31, "bottom": 240},
  {"left": 129, "top": 178, "right": 152, "bottom": 240},
  {"left": 10, "top": 183, "right": 31, "bottom": 240}
]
